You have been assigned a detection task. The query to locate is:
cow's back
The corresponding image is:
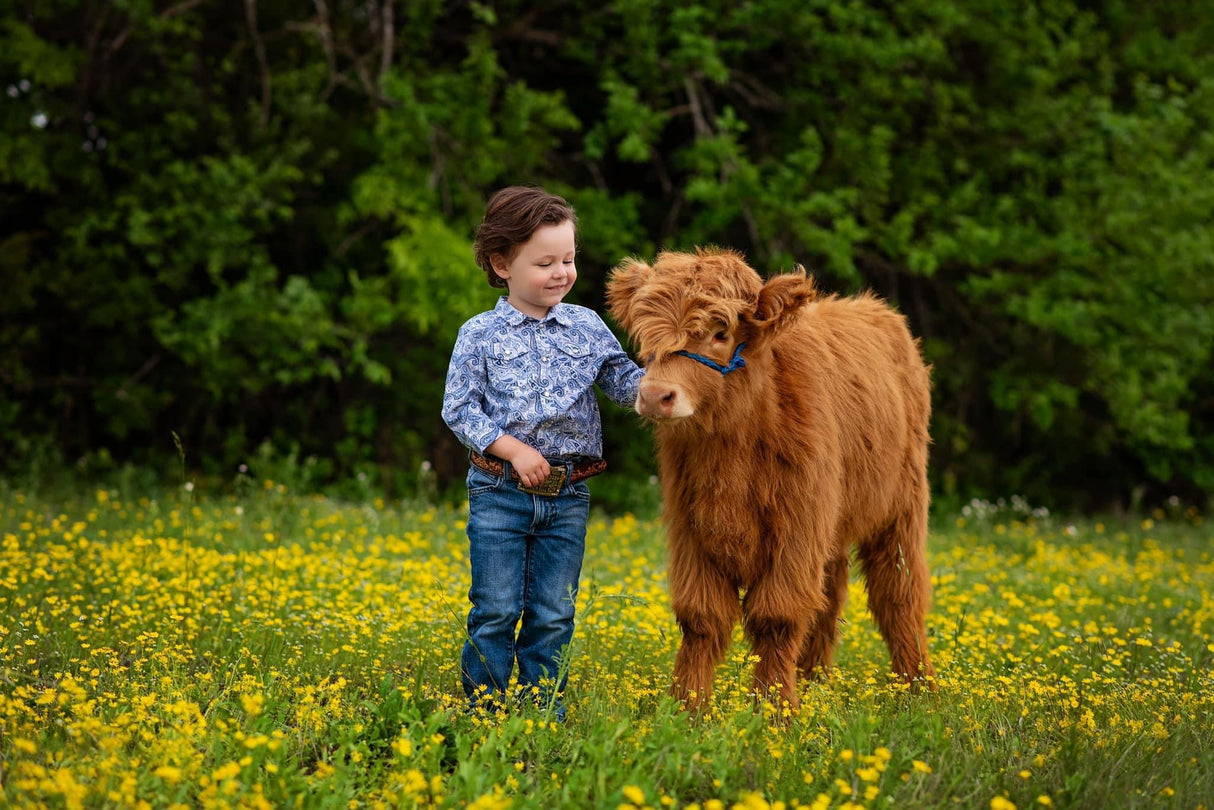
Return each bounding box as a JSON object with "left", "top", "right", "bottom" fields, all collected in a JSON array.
[{"left": 774, "top": 292, "right": 930, "bottom": 542}]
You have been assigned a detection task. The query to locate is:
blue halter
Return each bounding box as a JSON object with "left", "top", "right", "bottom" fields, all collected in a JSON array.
[{"left": 674, "top": 342, "right": 747, "bottom": 375}]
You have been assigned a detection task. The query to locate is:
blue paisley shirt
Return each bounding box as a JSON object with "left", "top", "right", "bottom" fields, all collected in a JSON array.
[{"left": 442, "top": 297, "right": 645, "bottom": 458}]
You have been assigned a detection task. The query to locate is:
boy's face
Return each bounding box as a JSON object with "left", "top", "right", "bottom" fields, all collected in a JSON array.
[{"left": 491, "top": 219, "right": 577, "bottom": 319}]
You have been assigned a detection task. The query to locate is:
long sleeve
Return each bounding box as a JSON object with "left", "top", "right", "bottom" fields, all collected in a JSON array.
[
  {"left": 595, "top": 322, "right": 645, "bottom": 410},
  {"left": 441, "top": 323, "right": 505, "bottom": 454}
]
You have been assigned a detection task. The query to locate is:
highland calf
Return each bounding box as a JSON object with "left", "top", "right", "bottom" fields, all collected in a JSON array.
[{"left": 607, "top": 248, "right": 935, "bottom": 713}]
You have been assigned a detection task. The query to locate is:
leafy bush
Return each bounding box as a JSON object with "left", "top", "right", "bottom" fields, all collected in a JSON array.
[{"left": 2, "top": 1, "right": 1212, "bottom": 509}]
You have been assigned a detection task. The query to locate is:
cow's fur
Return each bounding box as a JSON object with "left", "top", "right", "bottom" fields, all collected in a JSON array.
[{"left": 607, "top": 248, "right": 935, "bottom": 713}]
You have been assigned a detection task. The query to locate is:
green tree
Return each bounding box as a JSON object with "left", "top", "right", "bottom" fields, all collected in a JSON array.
[{"left": 3, "top": 0, "right": 1212, "bottom": 509}]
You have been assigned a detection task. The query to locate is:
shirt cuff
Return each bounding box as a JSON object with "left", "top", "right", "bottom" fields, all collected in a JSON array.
[{"left": 473, "top": 428, "right": 505, "bottom": 456}]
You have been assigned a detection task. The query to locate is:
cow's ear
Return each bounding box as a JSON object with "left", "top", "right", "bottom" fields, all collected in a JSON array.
[
  {"left": 744, "top": 267, "right": 817, "bottom": 343},
  {"left": 606, "top": 257, "right": 653, "bottom": 331}
]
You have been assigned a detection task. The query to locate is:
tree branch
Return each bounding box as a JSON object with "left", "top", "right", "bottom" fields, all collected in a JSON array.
[
  {"left": 379, "top": 0, "right": 394, "bottom": 84},
  {"left": 244, "top": 0, "right": 272, "bottom": 127},
  {"left": 115, "top": 354, "right": 163, "bottom": 400},
  {"left": 683, "top": 77, "right": 714, "bottom": 138},
  {"left": 110, "top": 0, "right": 207, "bottom": 53},
  {"left": 311, "top": 0, "right": 338, "bottom": 95}
]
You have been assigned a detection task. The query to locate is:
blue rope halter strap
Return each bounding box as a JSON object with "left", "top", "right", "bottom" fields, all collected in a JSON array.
[{"left": 674, "top": 342, "right": 747, "bottom": 375}]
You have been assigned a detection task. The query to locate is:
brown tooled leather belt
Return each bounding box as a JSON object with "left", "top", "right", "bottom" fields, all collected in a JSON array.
[{"left": 470, "top": 451, "right": 607, "bottom": 496}]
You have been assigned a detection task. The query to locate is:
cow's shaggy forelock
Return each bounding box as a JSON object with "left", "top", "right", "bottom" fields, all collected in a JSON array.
[
  {"left": 629, "top": 293, "right": 748, "bottom": 360},
  {"left": 616, "top": 248, "right": 766, "bottom": 359}
]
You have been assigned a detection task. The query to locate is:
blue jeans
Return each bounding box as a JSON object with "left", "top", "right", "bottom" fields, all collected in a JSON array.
[{"left": 461, "top": 461, "right": 590, "bottom": 715}]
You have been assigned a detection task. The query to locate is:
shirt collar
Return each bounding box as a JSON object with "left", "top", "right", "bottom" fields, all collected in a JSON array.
[{"left": 494, "top": 296, "right": 574, "bottom": 326}]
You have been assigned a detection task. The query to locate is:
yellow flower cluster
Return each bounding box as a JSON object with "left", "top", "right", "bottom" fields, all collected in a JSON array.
[{"left": 1, "top": 488, "right": 1211, "bottom": 808}]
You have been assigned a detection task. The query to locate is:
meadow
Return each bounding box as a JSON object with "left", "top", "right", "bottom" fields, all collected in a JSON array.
[{"left": 1, "top": 479, "right": 1211, "bottom": 809}]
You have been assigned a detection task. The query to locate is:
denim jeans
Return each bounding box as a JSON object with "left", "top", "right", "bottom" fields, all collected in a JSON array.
[{"left": 461, "top": 460, "right": 590, "bottom": 716}]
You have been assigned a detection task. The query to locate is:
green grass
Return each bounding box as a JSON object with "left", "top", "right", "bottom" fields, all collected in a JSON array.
[{"left": 1, "top": 482, "right": 1211, "bottom": 809}]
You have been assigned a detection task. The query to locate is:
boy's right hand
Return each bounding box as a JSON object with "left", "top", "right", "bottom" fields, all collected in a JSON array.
[
  {"left": 484, "top": 435, "right": 551, "bottom": 488},
  {"left": 508, "top": 446, "right": 551, "bottom": 488}
]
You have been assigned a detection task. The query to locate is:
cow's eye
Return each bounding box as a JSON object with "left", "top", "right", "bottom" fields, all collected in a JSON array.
[{"left": 713, "top": 331, "right": 728, "bottom": 343}]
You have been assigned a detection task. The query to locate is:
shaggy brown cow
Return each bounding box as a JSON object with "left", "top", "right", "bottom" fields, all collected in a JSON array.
[{"left": 607, "top": 248, "right": 935, "bottom": 713}]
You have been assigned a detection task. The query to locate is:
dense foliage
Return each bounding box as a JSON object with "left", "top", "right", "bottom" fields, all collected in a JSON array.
[{"left": 3, "top": 0, "right": 1213, "bottom": 509}]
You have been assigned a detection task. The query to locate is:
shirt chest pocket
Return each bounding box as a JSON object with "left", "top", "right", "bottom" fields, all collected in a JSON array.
[
  {"left": 547, "top": 340, "right": 596, "bottom": 393},
  {"left": 486, "top": 339, "right": 533, "bottom": 394}
]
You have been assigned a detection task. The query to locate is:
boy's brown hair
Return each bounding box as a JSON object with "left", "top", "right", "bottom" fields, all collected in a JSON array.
[{"left": 473, "top": 186, "right": 578, "bottom": 288}]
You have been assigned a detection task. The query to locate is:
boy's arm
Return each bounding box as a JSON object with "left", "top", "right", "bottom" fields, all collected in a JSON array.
[
  {"left": 441, "top": 326, "right": 505, "bottom": 454},
  {"left": 595, "top": 321, "right": 646, "bottom": 409}
]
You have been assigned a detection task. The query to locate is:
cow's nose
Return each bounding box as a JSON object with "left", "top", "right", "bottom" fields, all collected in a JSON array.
[{"left": 637, "top": 384, "right": 678, "bottom": 416}]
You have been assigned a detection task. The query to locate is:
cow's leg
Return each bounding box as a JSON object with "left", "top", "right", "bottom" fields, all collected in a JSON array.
[
  {"left": 797, "top": 552, "right": 850, "bottom": 679},
  {"left": 743, "top": 577, "right": 818, "bottom": 713},
  {"left": 857, "top": 500, "right": 935, "bottom": 690},
  {"left": 669, "top": 549, "right": 739, "bottom": 713}
]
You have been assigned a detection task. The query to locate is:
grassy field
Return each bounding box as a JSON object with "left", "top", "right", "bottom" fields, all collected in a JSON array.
[{"left": 1, "top": 481, "right": 1212, "bottom": 809}]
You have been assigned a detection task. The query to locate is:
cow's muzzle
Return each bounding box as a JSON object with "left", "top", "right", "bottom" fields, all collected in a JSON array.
[{"left": 636, "top": 380, "right": 694, "bottom": 419}]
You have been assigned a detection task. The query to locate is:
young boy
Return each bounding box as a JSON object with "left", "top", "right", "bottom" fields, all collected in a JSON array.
[{"left": 441, "top": 186, "right": 644, "bottom": 719}]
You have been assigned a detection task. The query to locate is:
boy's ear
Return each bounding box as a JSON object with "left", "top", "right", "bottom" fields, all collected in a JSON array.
[
  {"left": 741, "top": 267, "right": 817, "bottom": 346},
  {"left": 489, "top": 254, "right": 510, "bottom": 282},
  {"left": 606, "top": 257, "right": 653, "bottom": 332}
]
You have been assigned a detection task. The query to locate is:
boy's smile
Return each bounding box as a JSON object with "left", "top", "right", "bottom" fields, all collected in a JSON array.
[{"left": 492, "top": 220, "right": 578, "bottom": 319}]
